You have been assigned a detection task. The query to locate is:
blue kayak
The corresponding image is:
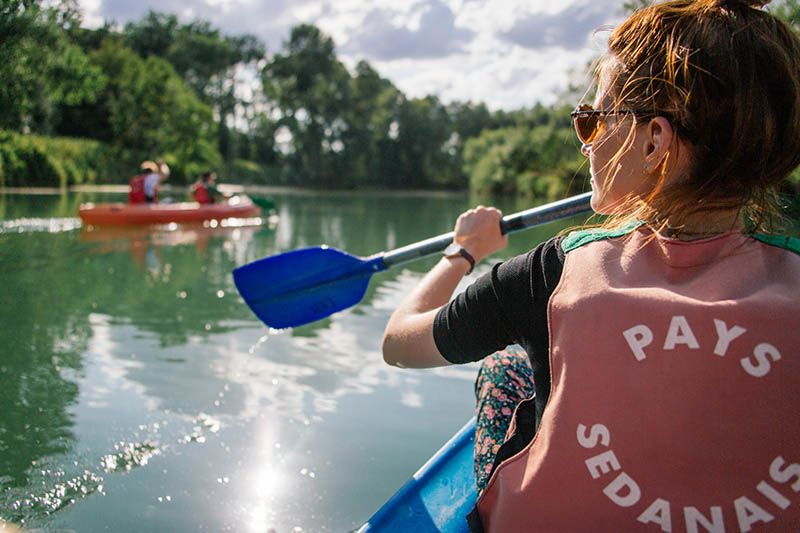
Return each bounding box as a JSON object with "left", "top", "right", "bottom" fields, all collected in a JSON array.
[{"left": 358, "top": 418, "right": 477, "bottom": 533}]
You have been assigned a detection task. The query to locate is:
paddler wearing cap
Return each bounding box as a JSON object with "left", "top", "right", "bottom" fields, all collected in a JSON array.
[{"left": 140, "top": 158, "right": 170, "bottom": 203}]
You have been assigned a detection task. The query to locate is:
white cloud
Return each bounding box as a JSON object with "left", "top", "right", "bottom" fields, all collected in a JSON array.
[
  {"left": 499, "top": 0, "right": 621, "bottom": 51},
  {"left": 372, "top": 44, "right": 593, "bottom": 110},
  {"left": 77, "top": 0, "right": 627, "bottom": 110},
  {"left": 338, "top": 0, "right": 474, "bottom": 60}
]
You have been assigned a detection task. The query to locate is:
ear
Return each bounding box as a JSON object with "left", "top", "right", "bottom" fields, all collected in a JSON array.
[{"left": 642, "top": 117, "right": 674, "bottom": 173}]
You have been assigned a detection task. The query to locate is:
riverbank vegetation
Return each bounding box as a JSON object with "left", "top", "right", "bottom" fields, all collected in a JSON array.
[{"left": 1, "top": 0, "right": 798, "bottom": 202}]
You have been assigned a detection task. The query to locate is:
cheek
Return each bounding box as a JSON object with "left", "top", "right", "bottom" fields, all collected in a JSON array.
[
  {"left": 589, "top": 138, "right": 618, "bottom": 179},
  {"left": 589, "top": 148, "right": 646, "bottom": 211}
]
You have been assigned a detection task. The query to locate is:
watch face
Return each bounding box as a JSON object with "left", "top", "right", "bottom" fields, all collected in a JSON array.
[{"left": 443, "top": 243, "right": 461, "bottom": 256}]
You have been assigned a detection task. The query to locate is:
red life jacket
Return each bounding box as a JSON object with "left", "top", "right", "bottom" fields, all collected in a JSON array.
[
  {"left": 194, "top": 182, "right": 211, "bottom": 204},
  {"left": 128, "top": 175, "right": 147, "bottom": 204},
  {"left": 476, "top": 229, "right": 800, "bottom": 532}
]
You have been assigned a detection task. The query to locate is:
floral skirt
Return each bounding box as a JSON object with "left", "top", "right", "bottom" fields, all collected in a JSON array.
[{"left": 473, "top": 348, "right": 535, "bottom": 493}]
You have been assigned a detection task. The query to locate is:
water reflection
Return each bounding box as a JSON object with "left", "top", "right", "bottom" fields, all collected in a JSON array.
[
  {"left": 0, "top": 217, "right": 83, "bottom": 234},
  {"left": 1, "top": 189, "right": 577, "bottom": 531},
  {"left": 78, "top": 217, "right": 272, "bottom": 268}
]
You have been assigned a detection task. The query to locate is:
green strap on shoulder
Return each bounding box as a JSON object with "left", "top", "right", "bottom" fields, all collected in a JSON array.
[
  {"left": 560, "top": 221, "right": 642, "bottom": 254},
  {"left": 560, "top": 219, "right": 800, "bottom": 256}
]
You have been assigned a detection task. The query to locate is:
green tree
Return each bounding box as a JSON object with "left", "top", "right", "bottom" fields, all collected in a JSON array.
[
  {"left": 88, "top": 39, "right": 221, "bottom": 181},
  {"left": 772, "top": 0, "right": 800, "bottom": 38},
  {"left": 122, "top": 11, "right": 178, "bottom": 58},
  {"left": 338, "top": 60, "right": 403, "bottom": 187},
  {"left": 123, "top": 12, "right": 266, "bottom": 162},
  {"left": 0, "top": 0, "right": 106, "bottom": 133},
  {"left": 261, "top": 24, "right": 353, "bottom": 185},
  {"left": 463, "top": 105, "right": 587, "bottom": 200},
  {"left": 383, "top": 95, "right": 462, "bottom": 188},
  {"left": 448, "top": 101, "right": 492, "bottom": 142}
]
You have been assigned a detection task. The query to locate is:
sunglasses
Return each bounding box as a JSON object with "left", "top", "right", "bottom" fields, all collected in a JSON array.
[{"left": 570, "top": 104, "right": 645, "bottom": 144}]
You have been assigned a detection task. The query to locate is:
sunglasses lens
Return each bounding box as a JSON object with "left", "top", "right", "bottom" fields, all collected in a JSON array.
[{"left": 574, "top": 114, "right": 598, "bottom": 144}]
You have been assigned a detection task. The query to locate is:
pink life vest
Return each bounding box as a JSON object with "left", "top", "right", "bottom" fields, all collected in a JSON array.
[{"left": 476, "top": 228, "right": 800, "bottom": 532}]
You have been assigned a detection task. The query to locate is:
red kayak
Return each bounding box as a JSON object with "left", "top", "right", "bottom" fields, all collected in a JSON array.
[{"left": 78, "top": 195, "right": 261, "bottom": 225}]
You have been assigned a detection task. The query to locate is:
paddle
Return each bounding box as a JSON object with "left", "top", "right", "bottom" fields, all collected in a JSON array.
[
  {"left": 233, "top": 192, "right": 593, "bottom": 329},
  {"left": 248, "top": 195, "right": 277, "bottom": 212}
]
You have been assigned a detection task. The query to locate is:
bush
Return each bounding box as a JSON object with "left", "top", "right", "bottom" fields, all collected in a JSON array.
[
  {"left": 0, "top": 129, "right": 279, "bottom": 188},
  {"left": 0, "top": 130, "right": 136, "bottom": 187}
]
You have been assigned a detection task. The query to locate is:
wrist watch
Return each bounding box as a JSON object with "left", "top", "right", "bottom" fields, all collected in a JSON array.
[{"left": 443, "top": 243, "right": 476, "bottom": 274}]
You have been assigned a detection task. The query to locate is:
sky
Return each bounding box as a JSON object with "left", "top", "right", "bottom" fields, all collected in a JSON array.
[{"left": 76, "top": 0, "right": 630, "bottom": 111}]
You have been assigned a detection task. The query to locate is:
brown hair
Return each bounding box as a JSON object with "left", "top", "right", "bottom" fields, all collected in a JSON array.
[{"left": 600, "top": 0, "right": 800, "bottom": 232}]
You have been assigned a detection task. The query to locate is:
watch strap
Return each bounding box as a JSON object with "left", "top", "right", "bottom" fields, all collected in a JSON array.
[{"left": 445, "top": 245, "right": 475, "bottom": 274}]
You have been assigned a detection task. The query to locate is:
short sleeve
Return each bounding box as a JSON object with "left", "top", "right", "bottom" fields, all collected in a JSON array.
[{"left": 433, "top": 237, "right": 565, "bottom": 365}]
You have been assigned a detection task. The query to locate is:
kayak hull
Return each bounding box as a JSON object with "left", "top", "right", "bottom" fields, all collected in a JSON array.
[
  {"left": 359, "top": 417, "right": 477, "bottom": 533},
  {"left": 78, "top": 197, "right": 261, "bottom": 225}
]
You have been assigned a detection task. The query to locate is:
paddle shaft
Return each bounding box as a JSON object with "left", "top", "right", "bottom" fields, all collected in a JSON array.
[{"left": 379, "top": 191, "right": 593, "bottom": 269}]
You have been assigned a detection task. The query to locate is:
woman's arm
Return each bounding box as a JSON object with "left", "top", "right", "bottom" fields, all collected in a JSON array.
[
  {"left": 381, "top": 206, "right": 508, "bottom": 368},
  {"left": 155, "top": 157, "right": 170, "bottom": 178}
]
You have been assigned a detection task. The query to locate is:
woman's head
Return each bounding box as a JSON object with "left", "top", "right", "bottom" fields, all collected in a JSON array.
[{"left": 587, "top": 0, "right": 800, "bottom": 231}]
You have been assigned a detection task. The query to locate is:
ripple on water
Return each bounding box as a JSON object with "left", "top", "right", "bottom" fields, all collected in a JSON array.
[
  {"left": 2, "top": 439, "right": 161, "bottom": 526},
  {"left": 0, "top": 218, "right": 83, "bottom": 234},
  {"left": 181, "top": 413, "right": 221, "bottom": 444},
  {"left": 100, "top": 441, "right": 161, "bottom": 473},
  {"left": 3, "top": 468, "right": 104, "bottom": 524}
]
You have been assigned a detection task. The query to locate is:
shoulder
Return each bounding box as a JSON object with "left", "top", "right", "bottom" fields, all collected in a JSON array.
[
  {"left": 496, "top": 236, "right": 564, "bottom": 275},
  {"left": 489, "top": 236, "right": 566, "bottom": 299}
]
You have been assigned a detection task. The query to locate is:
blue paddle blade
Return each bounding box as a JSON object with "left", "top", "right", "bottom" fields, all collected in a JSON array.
[{"left": 233, "top": 246, "right": 386, "bottom": 329}]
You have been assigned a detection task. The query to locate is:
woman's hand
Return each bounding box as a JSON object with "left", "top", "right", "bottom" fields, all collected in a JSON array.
[
  {"left": 453, "top": 206, "right": 508, "bottom": 263},
  {"left": 381, "top": 205, "right": 507, "bottom": 368}
]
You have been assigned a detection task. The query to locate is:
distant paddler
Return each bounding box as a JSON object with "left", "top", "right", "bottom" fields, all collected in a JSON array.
[
  {"left": 129, "top": 157, "right": 170, "bottom": 204},
  {"left": 193, "top": 171, "right": 229, "bottom": 204}
]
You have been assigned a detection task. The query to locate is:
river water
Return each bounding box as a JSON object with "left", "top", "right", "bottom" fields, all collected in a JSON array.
[{"left": 0, "top": 187, "right": 594, "bottom": 532}]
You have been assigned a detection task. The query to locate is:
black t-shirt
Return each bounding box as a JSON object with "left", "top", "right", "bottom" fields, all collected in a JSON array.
[{"left": 433, "top": 236, "right": 566, "bottom": 427}]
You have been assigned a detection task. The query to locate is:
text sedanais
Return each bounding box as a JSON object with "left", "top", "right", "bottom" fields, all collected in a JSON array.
[{"left": 577, "top": 423, "right": 799, "bottom": 532}]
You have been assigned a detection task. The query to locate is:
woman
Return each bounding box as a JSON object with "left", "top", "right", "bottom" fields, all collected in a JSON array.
[{"left": 382, "top": 0, "right": 800, "bottom": 530}]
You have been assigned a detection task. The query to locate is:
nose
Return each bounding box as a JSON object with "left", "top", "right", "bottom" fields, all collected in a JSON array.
[{"left": 580, "top": 143, "right": 592, "bottom": 156}]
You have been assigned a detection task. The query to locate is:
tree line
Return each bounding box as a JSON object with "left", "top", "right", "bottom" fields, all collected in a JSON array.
[{"left": 1, "top": 0, "right": 798, "bottom": 202}]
